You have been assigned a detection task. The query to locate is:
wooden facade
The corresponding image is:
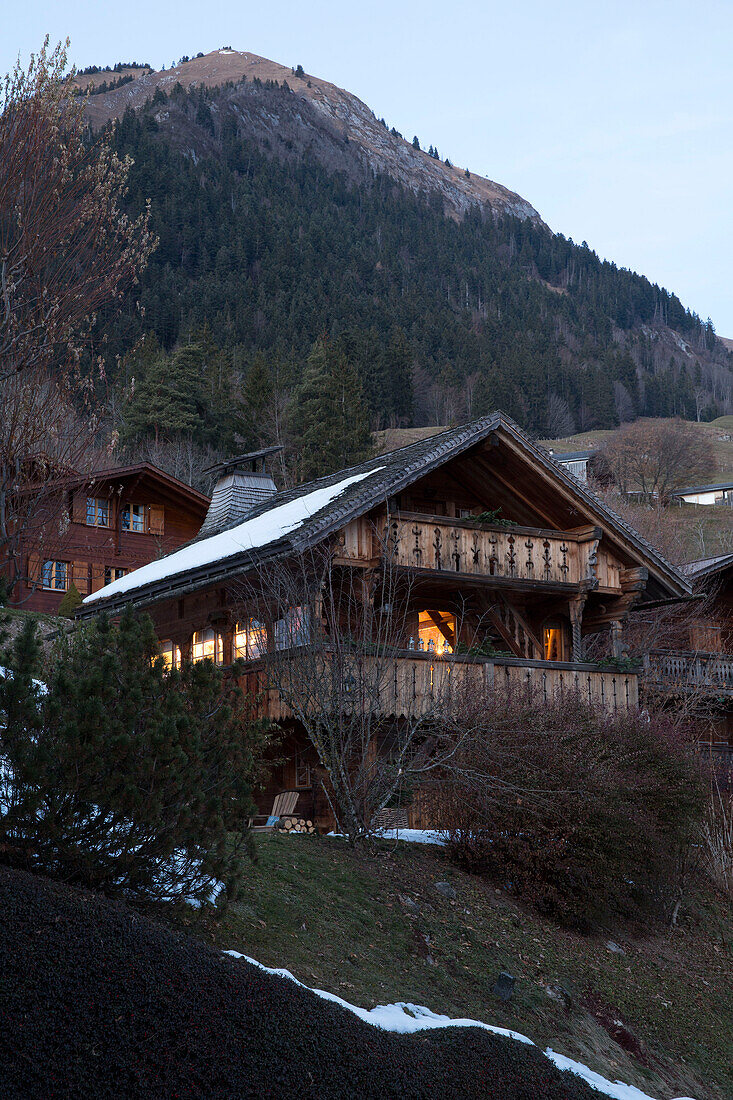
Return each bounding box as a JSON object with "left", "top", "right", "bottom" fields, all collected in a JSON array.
[
  {"left": 76, "top": 414, "right": 690, "bottom": 830},
  {"left": 7, "top": 464, "right": 209, "bottom": 614}
]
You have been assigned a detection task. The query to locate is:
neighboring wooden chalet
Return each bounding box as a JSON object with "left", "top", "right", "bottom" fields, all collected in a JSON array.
[
  {"left": 548, "top": 449, "right": 595, "bottom": 484},
  {"left": 7, "top": 464, "right": 210, "bottom": 614},
  {"left": 78, "top": 415, "right": 691, "bottom": 829},
  {"left": 645, "top": 553, "right": 733, "bottom": 780}
]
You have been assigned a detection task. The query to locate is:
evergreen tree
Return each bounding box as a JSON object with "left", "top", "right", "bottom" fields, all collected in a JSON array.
[
  {"left": 57, "top": 583, "right": 82, "bottom": 618},
  {"left": 412, "top": 135, "right": 420, "bottom": 149},
  {"left": 0, "top": 609, "right": 271, "bottom": 906},
  {"left": 289, "top": 338, "right": 373, "bottom": 480}
]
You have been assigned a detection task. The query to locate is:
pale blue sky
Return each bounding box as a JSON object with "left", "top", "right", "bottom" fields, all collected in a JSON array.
[{"left": 7, "top": 1, "right": 733, "bottom": 332}]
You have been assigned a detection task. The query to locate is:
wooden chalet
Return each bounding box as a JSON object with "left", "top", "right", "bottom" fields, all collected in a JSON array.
[
  {"left": 78, "top": 415, "right": 691, "bottom": 830},
  {"left": 645, "top": 553, "right": 733, "bottom": 781},
  {"left": 7, "top": 464, "right": 210, "bottom": 614}
]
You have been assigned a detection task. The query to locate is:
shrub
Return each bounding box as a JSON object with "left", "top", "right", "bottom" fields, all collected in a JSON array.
[
  {"left": 701, "top": 779, "right": 733, "bottom": 899},
  {"left": 432, "top": 691, "right": 706, "bottom": 929},
  {"left": 0, "top": 608, "right": 272, "bottom": 908}
]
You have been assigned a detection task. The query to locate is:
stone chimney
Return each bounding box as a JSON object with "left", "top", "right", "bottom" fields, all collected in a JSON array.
[{"left": 198, "top": 447, "right": 281, "bottom": 537}]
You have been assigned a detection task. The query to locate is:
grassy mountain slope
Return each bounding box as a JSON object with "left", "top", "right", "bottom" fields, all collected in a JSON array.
[
  {"left": 211, "top": 835, "right": 731, "bottom": 1100},
  {"left": 86, "top": 56, "right": 733, "bottom": 438}
]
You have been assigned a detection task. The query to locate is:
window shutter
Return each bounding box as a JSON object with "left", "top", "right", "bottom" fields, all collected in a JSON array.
[
  {"left": 72, "top": 561, "right": 90, "bottom": 595},
  {"left": 26, "top": 553, "right": 43, "bottom": 586},
  {"left": 90, "top": 565, "right": 105, "bottom": 593},
  {"left": 72, "top": 493, "right": 87, "bottom": 524},
  {"left": 147, "top": 504, "right": 165, "bottom": 536}
]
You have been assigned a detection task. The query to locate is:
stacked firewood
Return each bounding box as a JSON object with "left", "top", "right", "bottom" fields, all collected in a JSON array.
[{"left": 278, "top": 816, "right": 317, "bottom": 834}]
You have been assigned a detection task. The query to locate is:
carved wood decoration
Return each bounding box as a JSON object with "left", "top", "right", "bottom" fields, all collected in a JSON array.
[{"left": 383, "top": 514, "right": 601, "bottom": 589}]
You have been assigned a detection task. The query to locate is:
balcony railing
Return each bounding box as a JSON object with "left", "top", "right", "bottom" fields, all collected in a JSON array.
[
  {"left": 237, "top": 650, "right": 639, "bottom": 722},
  {"left": 381, "top": 513, "right": 601, "bottom": 588},
  {"left": 645, "top": 651, "right": 733, "bottom": 694}
]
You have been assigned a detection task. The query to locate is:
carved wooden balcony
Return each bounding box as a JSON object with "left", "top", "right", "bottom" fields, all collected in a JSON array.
[
  {"left": 341, "top": 513, "right": 607, "bottom": 592},
  {"left": 237, "top": 650, "right": 639, "bottom": 722},
  {"left": 645, "top": 650, "right": 733, "bottom": 695}
]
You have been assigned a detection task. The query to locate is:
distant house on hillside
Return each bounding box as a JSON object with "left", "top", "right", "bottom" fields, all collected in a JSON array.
[
  {"left": 5, "top": 464, "right": 209, "bottom": 614},
  {"left": 672, "top": 480, "right": 733, "bottom": 506},
  {"left": 77, "top": 413, "right": 690, "bottom": 831},
  {"left": 548, "top": 449, "right": 594, "bottom": 484}
]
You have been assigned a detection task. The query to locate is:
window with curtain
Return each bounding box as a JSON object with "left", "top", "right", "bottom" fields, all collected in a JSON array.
[
  {"left": 160, "top": 640, "right": 182, "bottom": 670},
  {"left": 234, "top": 619, "right": 264, "bottom": 660},
  {"left": 192, "top": 629, "right": 223, "bottom": 664},
  {"left": 41, "top": 560, "right": 68, "bottom": 591}
]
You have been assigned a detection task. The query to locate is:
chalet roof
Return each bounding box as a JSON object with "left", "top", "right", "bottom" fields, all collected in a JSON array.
[
  {"left": 55, "top": 462, "right": 210, "bottom": 511},
  {"left": 683, "top": 554, "right": 733, "bottom": 580},
  {"left": 78, "top": 412, "right": 691, "bottom": 615},
  {"left": 672, "top": 480, "right": 733, "bottom": 496},
  {"left": 551, "top": 449, "right": 594, "bottom": 462}
]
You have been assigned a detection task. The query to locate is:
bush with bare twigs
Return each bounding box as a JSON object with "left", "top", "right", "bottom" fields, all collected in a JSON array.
[
  {"left": 701, "top": 780, "right": 733, "bottom": 899},
  {"left": 431, "top": 691, "right": 706, "bottom": 930}
]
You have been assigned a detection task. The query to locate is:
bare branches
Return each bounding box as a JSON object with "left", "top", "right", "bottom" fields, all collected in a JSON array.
[
  {"left": 0, "top": 39, "right": 156, "bottom": 593},
  {"left": 0, "top": 38, "right": 155, "bottom": 384},
  {"left": 596, "top": 419, "right": 713, "bottom": 505}
]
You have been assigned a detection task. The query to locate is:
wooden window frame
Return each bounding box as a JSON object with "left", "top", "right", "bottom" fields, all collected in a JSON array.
[
  {"left": 294, "top": 751, "right": 311, "bottom": 789},
  {"left": 85, "top": 497, "right": 110, "bottom": 528},
  {"left": 41, "top": 559, "right": 69, "bottom": 591},
  {"left": 103, "top": 566, "right": 127, "bottom": 586},
  {"left": 121, "top": 502, "right": 165, "bottom": 536},
  {"left": 160, "top": 640, "right": 182, "bottom": 671},
  {"left": 234, "top": 618, "right": 265, "bottom": 661},
  {"left": 191, "top": 628, "right": 224, "bottom": 665}
]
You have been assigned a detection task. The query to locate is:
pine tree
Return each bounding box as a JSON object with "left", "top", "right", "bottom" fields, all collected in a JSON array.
[
  {"left": 289, "top": 337, "right": 373, "bottom": 480},
  {"left": 0, "top": 609, "right": 271, "bottom": 906},
  {"left": 412, "top": 136, "right": 420, "bottom": 149}
]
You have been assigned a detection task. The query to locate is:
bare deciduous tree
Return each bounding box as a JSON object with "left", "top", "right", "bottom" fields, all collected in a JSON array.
[
  {"left": 232, "top": 538, "right": 487, "bottom": 842},
  {"left": 596, "top": 419, "right": 713, "bottom": 504},
  {"left": 0, "top": 38, "right": 155, "bottom": 594}
]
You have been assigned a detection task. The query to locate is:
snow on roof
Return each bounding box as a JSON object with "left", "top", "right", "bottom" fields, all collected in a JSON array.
[{"left": 82, "top": 468, "right": 383, "bottom": 607}]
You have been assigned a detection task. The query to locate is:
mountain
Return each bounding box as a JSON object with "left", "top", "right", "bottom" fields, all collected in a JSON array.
[
  {"left": 81, "top": 49, "right": 733, "bottom": 445},
  {"left": 76, "top": 49, "right": 541, "bottom": 223}
]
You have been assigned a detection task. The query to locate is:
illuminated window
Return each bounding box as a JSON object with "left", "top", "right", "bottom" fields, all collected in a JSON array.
[
  {"left": 122, "top": 503, "right": 146, "bottom": 533},
  {"left": 160, "top": 640, "right": 182, "bottom": 670},
  {"left": 192, "top": 629, "right": 223, "bottom": 664},
  {"left": 274, "top": 606, "right": 311, "bottom": 650},
  {"left": 417, "top": 610, "right": 455, "bottom": 654},
  {"left": 543, "top": 623, "right": 565, "bottom": 662},
  {"left": 103, "top": 566, "right": 126, "bottom": 586},
  {"left": 41, "top": 560, "right": 68, "bottom": 591},
  {"left": 86, "top": 497, "right": 110, "bottom": 527},
  {"left": 234, "top": 619, "right": 264, "bottom": 660}
]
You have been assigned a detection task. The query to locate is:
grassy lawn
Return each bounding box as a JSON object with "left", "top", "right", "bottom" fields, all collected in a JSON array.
[{"left": 200, "top": 834, "right": 732, "bottom": 1100}]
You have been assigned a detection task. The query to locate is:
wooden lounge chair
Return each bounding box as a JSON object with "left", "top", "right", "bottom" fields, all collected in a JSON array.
[{"left": 250, "top": 790, "right": 300, "bottom": 832}]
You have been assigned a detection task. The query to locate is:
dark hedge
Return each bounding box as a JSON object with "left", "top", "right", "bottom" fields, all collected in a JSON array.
[{"left": 0, "top": 866, "right": 599, "bottom": 1099}]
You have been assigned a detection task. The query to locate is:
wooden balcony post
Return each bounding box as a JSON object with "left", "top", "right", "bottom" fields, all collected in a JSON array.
[
  {"left": 569, "top": 593, "right": 587, "bottom": 663},
  {"left": 610, "top": 620, "right": 623, "bottom": 658}
]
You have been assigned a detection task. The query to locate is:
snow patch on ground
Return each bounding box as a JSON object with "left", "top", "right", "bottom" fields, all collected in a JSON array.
[
  {"left": 326, "top": 828, "right": 445, "bottom": 845},
  {"left": 0, "top": 666, "right": 48, "bottom": 695},
  {"left": 224, "top": 951, "right": 697, "bottom": 1100},
  {"left": 545, "top": 1051, "right": 696, "bottom": 1100},
  {"left": 83, "top": 467, "right": 383, "bottom": 606}
]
